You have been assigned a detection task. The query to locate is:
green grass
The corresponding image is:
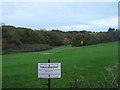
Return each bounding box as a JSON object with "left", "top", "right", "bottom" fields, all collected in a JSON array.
[{"left": 2, "top": 42, "right": 118, "bottom": 88}]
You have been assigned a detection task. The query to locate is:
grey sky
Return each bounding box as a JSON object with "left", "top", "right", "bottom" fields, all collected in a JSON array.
[{"left": 1, "top": 2, "right": 118, "bottom": 32}]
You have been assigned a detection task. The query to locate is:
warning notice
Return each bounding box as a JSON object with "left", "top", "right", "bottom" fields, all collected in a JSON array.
[{"left": 38, "top": 63, "right": 61, "bottom": 78}]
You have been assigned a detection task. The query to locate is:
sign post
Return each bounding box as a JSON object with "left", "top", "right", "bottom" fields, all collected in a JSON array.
[
  {"left": 48, "top": 59, "right": 50, "bottom": 90},
  {"left": 38, "top": 59, "right": 61, "bottom": 89}
]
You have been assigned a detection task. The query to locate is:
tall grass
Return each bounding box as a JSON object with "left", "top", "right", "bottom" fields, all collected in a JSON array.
[{"left": 68, "top": 65, "right": 118, "bottom": 88}]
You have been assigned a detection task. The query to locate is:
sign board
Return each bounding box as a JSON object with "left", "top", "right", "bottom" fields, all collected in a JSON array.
[{"left": 38, "top": 63, "right": 61, "bottom": 78}]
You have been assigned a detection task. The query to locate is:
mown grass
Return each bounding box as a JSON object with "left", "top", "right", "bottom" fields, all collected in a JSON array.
[{"left": 2, "top": 42, "right": 118, "bottom": 88}]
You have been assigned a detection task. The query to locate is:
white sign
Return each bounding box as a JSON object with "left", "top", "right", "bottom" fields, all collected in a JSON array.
[{"left": 38, "top": 63, "right": 61, "bottom": 78}]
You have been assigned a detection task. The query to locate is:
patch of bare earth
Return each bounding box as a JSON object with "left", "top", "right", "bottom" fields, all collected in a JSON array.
[{"left": 41, "top": 53, "right": 52, "bottom": 55}]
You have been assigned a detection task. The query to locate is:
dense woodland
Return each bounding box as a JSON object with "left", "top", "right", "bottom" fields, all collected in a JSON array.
[{"left": 2, "top": 25, "right": 119, "bottom": 54}]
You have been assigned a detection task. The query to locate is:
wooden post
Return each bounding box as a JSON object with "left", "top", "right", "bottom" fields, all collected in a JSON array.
[{"left": 48, "top": 59, "right": 50, "bottom": 90}]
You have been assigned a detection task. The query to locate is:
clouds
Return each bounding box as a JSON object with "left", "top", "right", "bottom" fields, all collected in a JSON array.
[
  {"left": 58, "top": 17, "right": 118, "bottom": 31},
  {"left": 0, "top": 9, "right": 2, "bottom": 23},
  {"left": 0, "top": 3, "right": 3, "bottom": 23},
  {"left": 88, "top": 17, "right": 118, "bottom": 31},
  {"left": 0, "top": 0, "right": 119, "bottom": 2},
  {"left": 1, "top": 2, "right": 118, "bottom": 31},
  {"left": 61, "top": 24, "right": 92, "bottom": 30},
  {"left": 89, "top": 17, "right": 118, "bottom": 27}
]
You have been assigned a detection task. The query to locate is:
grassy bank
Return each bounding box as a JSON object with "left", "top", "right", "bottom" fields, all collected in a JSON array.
[{"left": 2, "top": 42, "right": 118, "bottom": 88}]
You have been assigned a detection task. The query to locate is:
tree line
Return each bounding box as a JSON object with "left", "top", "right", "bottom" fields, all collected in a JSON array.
[{"left": 2, "top": 25, "right": 119, "bottom": 54}]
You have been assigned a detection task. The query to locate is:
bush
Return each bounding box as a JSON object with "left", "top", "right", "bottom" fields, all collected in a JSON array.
[
  {"left": 72, "top": 33, "right": 95, "bottom": 47},
  {"left": 2, "top": 44, "right": 52, "bottom": 54}
]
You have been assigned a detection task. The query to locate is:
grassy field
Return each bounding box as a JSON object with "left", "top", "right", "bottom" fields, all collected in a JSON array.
[{"left": 2, "top": 42, "right": 118, "bottom": 88}]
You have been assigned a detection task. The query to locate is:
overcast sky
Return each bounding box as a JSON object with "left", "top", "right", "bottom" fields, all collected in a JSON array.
[{"left": 1, "top": 2, "right": 118, "bottom": 32}]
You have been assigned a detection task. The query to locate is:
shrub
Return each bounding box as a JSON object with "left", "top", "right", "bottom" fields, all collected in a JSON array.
[
  {"left": 2, "top": 44, "right": 52, "bottom": 54},
  {"left": 72, "top": 33, "right": 95, "bottom": 47}
]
